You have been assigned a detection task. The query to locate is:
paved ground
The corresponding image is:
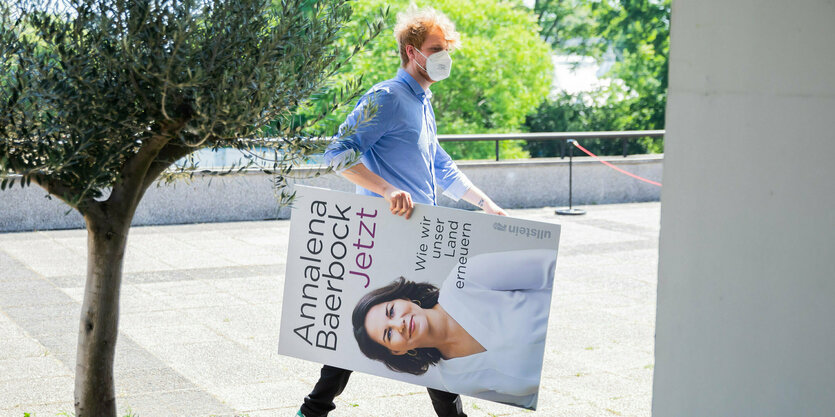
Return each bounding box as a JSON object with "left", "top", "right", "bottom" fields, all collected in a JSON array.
[{"left": 0, "top": 202, "right": 659, "bottom": 417}]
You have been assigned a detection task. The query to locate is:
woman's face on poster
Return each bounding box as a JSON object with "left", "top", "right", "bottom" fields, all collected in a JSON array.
[{"left": 364, "top": 298, "right": 429, "bottom": 355}]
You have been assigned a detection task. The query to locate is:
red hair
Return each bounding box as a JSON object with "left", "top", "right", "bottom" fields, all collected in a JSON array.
[{"left": 394, "top": 5, "right": 460, "bottom": 67}]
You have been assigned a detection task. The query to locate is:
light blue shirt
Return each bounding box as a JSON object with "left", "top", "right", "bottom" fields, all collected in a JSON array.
[{"left": 323, "top": 68, "right": 472, "bottom": 205}]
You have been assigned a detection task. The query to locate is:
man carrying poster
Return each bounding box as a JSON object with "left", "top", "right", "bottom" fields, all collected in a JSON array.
[{"left": 293, "top": 5, "right": 507, "bottom": 417}]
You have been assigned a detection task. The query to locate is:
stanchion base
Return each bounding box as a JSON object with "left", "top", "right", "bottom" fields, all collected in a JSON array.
[{"left": 555, "top": 208, "right": 586, "bottom": 216}]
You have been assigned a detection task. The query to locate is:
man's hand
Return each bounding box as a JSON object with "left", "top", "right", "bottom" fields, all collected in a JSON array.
[
  {"left": 484, "top": 200, "right": 508, "bottom": 216},
  {"left": 383, "top": 187, "right": 414, "bottom": 219},
  {"left": 341, "top": 164, "right": 415, "bottom": 219}
]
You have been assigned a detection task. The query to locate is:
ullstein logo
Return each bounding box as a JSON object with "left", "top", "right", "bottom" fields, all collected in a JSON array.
[{"left": 493, "top": 222, "right": 551, "bottom": 240}]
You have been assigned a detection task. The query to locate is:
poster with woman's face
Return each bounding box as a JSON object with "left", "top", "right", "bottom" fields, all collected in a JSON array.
[{"left": 278, "top": 186, "right": 561, "bottom": 410}]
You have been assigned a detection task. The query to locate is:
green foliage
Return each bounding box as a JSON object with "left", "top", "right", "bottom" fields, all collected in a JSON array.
[
  {"left": 524, "top": 88, "right": 662, "bottom": 157},
  {"left": 441, "top": 139, "right": 531, "bottom": 161},
  {"left": 595, "top": 0, "right": 670, "bottom": 130},
  {"left": 299, "top": 0, "right": 553, "bottom": 160},
  {"left": 534, "top": 0, "right": 597, "bottom": 53},
  {"left": 0, "top": 0, "right": 385, "bottom": 207},
  {"left": 526, "top": 0, "right": 669, "bottom": 156}
]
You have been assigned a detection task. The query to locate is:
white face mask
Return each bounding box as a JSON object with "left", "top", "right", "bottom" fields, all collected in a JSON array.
[{"left": 415, "top": 48, "right": 452, "bottom": 82}]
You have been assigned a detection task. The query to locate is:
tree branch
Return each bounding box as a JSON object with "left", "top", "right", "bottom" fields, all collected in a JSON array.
[
  {"left": 30, "top": 175, "right": 78, "bottom": 207},
  {"left": 29, "top": 174, "right": 103, "bottom": 216},
  {"left": 139, "top": 140, "right": 194, "bottom": 195},
  {"left": 536, "top": 0, "right": 553, "bottom": 27},
  {"left": 107, "top": 121, "right": 188, "bottom": 216},
  {"left": 542, "top": 14, "right": 562, "bottom": 45}
]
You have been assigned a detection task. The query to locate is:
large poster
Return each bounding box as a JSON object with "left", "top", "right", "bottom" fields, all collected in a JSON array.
[{"left": 278, "top": 186, "right": 560, "bottom": 410}]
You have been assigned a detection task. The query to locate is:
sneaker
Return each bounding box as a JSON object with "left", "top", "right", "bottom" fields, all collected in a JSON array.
[{"left": 295, "top": 411, "right": 305, "bottom": 417}]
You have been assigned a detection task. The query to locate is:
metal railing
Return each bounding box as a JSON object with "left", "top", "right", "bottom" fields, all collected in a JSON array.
[
  {"left": 167, "top": 130, "right": 665, "bottom": 168},
  {"left": 437, "top": 130, "right": 665, "bottom": 161}
]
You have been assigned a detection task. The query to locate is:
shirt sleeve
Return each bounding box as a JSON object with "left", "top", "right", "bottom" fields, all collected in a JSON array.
[
  {"left": 323, "top": 87, "right": 398, "bottom": 171},
  {"left": 464, "top": 249, "right": 556, "bottom": 291},
  {"left": 433, "top": 143, "right": 473, "bottom": 201}
]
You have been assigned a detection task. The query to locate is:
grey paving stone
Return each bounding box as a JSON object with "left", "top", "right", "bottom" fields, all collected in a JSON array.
[
  {"left": 3, "top": 302, "right": 79, "bottom": 325},
  {"left": 0, "top": 376, "right": 74, "bottom": 408},
  {"left": 146, "top": 291, "right": 251, "bottom": 310},
  {"left": 117, "top": 389, "right": 235, "bottom": 416},
  {"left": 207, "top": 275, "right": 284, "bottom": 294},
  {"left": 114, "top": 367, "right": 195, "bottom": 396},
  {"left": 228, "top": 288, "right": 283, "bottom": 307},
  {"left": 52, "top": 352, "right": 76, "bottom": 372},
  {"left": 0, "top": 330, "right": 49, "bottom": 360},
  {"left": 0, "top": 250, "right": 41, "bottom": 281},
  {"left": 0, "top": 239, "right": 86, "bottom": 278},
  {"left": 112, "top": 286, "right": 177, "bottom": 315},
  {"left": 29, "top": 332, "right": 78, "bottom": 357},
  {"left": 551, "top": 371, "right": 640, "bottom": 405},
  {"left": 593, "top": 248, "right": 660, "bottom": 268},
  {"left": 121, "top": 323, "right": 226, "bottom": 347},
  {"left": 240, "top": 408, "right": 311, "bottom": 417},
  {"left": 113, "top": 344, "right": 167, "bottom": 372},
  {"left": 65, "top": 264, "right": 288, "bottom": 286},
  {"left": 268, "top": 353, "right": 325, "bottom": 385},
  {"left": 0, "top": 289, "right": 76, "bottom": 309},
  {"left": 245, "top": 264, "right": 287, "bottom": 278},
  {"left": 119, "top": 309, "right": 196, "bottom": 329},
  {"left": 549, "top": 347, "right": 654, "bottom": 379},
  {"left": 0, "top": 274, "right": 55, "bottom": 292},
  {"left": 45, "top": 274, "right": 86, "bottom": 288},
  {"left": 576, "top": 217, "right": 660, "bottom": 238},
  {"left": 211, "top": 379, "right": 314, "bottom": 412},
  {"left": 326, "top": 393, "right": 439, "bottom": 417},
  {"left": 602, "top": 301, "right": 658, "bottom": 325},
  {"left": 612, "top": 365, "right": 655, "bottom": 387},
  {"left": 141, "top": 279, "right": 227, "bottom": 297},
  {"left": 594, "top": 394, "right": 652, "bottom": 417},
  {"left": 559, "top": 238, "right": 658, "bottom": 257},
  {"left": 552, "top": 290, "right": 640, "bottom": 313},
  {"left": 2, "top": 287, "right": 81, "bottom": 363},
  {"left": 0, "top": 229, "right": 45, "bottom": 242},
  {"left": 1, "top": 402, "right": 76, "bottom": 417},
  {"left": 142, "top": 340, "right": 281, "bottom": 390},
  {"left": 180, "top": 304, "right": 280, "bottom": 339},
  {"left": 0, "top": 357, "right": 72, "bottom": 382}
]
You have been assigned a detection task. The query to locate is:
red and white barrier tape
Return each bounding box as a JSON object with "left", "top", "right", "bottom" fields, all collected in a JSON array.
[{"left": 571, "top": 141, "right": 662, "bottom": 187}]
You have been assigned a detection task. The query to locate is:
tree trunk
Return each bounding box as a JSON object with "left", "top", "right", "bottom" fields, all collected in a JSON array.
[{"left": 74, "top": 210, "right": 131, "bottom": 417}]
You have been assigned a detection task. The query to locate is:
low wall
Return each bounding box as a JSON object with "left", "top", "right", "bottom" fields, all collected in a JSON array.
[{"left": 0, "top": 155, "right": 662, "bottom": 232}]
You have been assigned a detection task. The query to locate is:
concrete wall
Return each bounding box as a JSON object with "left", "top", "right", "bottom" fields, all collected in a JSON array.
[
  {"left": 654, "top": 1, "right": 835, "bottom": 416},
  {"left": 0, "top": 155, "right": 662, "bottom": 232}
]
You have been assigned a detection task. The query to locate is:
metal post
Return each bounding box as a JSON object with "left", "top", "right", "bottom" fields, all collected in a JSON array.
[
  {"left": 622, "top": 137, "right": 628, "bottom": 158},
  {"left": 495, "top": 140, "right": 499, "bottom": 161},
  {"left": 556, "top": 139, "right": 586, "bottom": 216}
]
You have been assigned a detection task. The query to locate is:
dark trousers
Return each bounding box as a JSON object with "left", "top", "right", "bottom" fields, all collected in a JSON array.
[{"left": 301, "top": 365, "right": 467, "bottom": 417}]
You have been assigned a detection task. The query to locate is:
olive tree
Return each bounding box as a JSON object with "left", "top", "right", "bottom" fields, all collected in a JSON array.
[{"left": 0, "top": 0, "right": 383, "bottom": 415}]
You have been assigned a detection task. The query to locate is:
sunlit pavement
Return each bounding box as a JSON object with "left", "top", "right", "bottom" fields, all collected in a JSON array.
[{"left": 0, "top": 202, "right": 658, "bottom": 417}]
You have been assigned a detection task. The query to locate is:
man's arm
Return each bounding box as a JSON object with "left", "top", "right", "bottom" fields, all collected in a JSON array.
[
  {"left": 432, "top": 143, "right": 506, "bottom": 216},
  {"left": 461, "top": 186, "right": 507, "bottom": 216},
  {"left": 341, "top": 163, "right": 415, "bottom": 219},
  {"left": 324, "top": 89, "right": 393, "bottom": 172},
  {"left": 322, "top": 89, "right": 414, "bottom": 218}
]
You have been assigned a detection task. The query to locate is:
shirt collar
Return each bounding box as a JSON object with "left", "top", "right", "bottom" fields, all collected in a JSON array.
[{"left": 397, "top": 68, "right": 432, "bottom": 100}]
